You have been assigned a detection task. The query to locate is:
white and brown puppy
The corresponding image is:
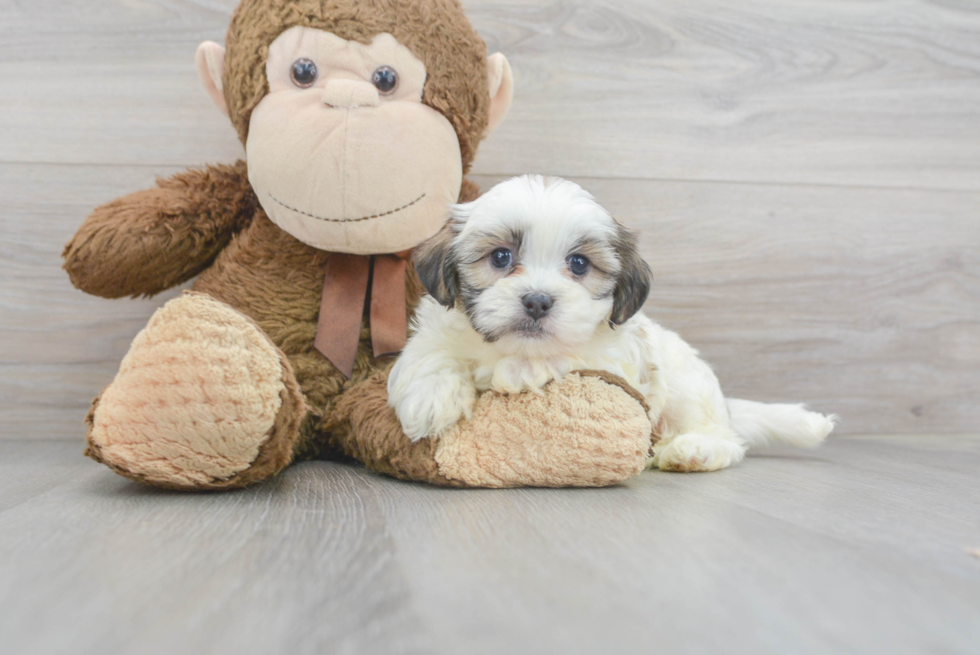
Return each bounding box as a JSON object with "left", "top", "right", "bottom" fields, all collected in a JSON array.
[{"left": 388, "top": 175, "right": 835, "bottom": 471}]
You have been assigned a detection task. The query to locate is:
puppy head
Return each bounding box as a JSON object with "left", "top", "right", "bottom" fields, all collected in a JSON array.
[{"left": 414, "top": 175, "right": 652, "bottom": 355}]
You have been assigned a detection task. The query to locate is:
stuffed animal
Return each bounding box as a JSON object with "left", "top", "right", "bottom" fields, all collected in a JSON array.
[{"left": 62, "top": 0, "right": 654, "bottom": 491}]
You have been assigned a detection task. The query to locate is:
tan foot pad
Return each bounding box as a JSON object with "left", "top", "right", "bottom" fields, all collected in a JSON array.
[
  {"left": 86, "top": 292, "right": 303, "bottom": 489},
  {"left": 434, "top": 371, "right": 653, "bottom": 488}
]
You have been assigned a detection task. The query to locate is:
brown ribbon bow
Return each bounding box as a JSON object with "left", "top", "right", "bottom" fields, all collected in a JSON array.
[{"left": 314, "top": 252, "right": 410, "bottom": 378}]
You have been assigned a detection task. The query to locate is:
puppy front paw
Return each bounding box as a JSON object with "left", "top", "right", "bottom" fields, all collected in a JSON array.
[
  {"left": 653, "top": 433, "right": 746, "bottom": 472},
  {"left": 391, "top": 374, "right": 476, "bottom": 442}
]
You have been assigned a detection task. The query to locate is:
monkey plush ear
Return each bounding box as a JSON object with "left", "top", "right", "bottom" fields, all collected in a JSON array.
[
  {"left": 195, "top": 41, "right": 229, "bottom": 117},
  {"left": 610, "top": 223, "right": 653, "bottom": 325},
  {"left": 413, "top": 223, "right": 459, "bottom": 307},
  {"left": 485, "top": 53, "right": 514, "bottom": 135}
]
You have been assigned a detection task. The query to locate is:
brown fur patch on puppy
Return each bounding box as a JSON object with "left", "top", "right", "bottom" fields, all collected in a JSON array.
[
  {"left": 565, "top": 235, "right": 619, "bottom": 300},
  {"left": 413, "top": 222, "right": 460, "bottom": 307},
  {"left": 610, "top": 223, "right": 653, "bottom": 325}
]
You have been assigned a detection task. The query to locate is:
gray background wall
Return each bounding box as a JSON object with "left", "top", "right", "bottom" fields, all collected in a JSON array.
[{"left": 1, "top": 0, "right": 978, "bottom": 439}]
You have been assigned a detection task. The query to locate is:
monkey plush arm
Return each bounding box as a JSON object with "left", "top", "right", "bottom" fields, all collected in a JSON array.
[{"left": 63, "top": 161, "right": 257, "bottom": 298}]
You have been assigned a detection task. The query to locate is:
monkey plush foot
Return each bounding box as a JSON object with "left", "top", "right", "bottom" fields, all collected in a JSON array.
[
  {"left": 85, "top": 292, "right": 306, "bottom": 490},
  {"left": 331, "top": 369, "right": 653, "bottom": 488}
]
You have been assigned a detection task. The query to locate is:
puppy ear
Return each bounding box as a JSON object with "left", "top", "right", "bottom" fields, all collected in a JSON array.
[
  {"left": 414, "top": 223, "right": 458, "bottom": 307},
  {"left": 610, "top": 223, "right": 652, "bottom": 325}
]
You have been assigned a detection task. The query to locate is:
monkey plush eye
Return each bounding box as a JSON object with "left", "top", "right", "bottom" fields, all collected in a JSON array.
[
  {"left": 490, "top": 248, "right": 513, "bottom": 269},
  {"left": 568, "top": 254, "right": 591, "bottom": 276},
  {"left": 290, "top": 58, "right": 318, "bottom": 88},
  {"left": 372, "top": 66, "right": 399, "bottom": 95}
]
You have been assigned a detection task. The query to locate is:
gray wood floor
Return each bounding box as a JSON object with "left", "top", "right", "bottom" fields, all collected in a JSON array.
[{"left": 1, "top": 437, "right": 978, "bottom": 655}]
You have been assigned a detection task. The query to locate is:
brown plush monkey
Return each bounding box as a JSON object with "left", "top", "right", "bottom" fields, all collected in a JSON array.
[{"left": 63, "top": 0, "right": 654, "bottom": 490}]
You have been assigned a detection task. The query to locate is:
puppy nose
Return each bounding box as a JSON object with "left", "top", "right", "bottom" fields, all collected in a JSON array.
[
  {"left": 321, "top": 79, "right": 380, "bottom": 108},
  {"left": 522, "top": 293, "right": 553, "bottom": 320}
]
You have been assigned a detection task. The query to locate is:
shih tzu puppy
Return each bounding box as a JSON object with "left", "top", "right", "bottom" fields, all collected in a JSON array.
[{"left": 388, "top": 175, "right": 835, "bottom": 471}]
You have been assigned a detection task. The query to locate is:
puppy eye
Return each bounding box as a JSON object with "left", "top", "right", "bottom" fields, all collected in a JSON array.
[
  {"left": 568, "top": 254, "right": 591, "bottom": 276},
  {"left": 290, "top": 58, "right": 318, "bottom": 88},
  {"left": 490, "top": 248, "right": 513, "bottom": 269},
  {"left": 372, "top": 66, "right": 399, "bottom": 95}
]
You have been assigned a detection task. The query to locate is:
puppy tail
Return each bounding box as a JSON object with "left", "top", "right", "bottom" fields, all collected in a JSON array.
[{"left": 727, "top": 399, "right": 836, "bottom": 450}]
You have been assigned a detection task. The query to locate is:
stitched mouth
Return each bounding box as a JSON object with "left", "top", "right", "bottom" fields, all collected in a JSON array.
[{"left": 268, "top": 192, "right": 426, "bottom": 223}]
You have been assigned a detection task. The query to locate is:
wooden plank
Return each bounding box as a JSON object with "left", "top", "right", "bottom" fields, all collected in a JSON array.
[
  {"left": 0, "top": 1, "right": 978, "bottom": 189},
  {"left": 470, "top": 0, "right": 980, "bottom": 190},
  {"left": 0, "top": 437, "right": 978, "bottom": 654},
  {"left": 0, "top": 443, "right": 436, "bottom": 655},
  {"left": 2, "top": 164, "right": 977, "bottom": 438}
]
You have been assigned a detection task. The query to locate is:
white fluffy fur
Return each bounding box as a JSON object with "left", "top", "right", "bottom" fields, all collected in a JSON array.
[{"left": 388, "top": 175, "right": 835, "bottom": 471}]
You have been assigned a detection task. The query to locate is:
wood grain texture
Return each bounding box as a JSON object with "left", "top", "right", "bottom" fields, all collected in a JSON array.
[
  {"left": 1, "top": 0, "right": 979, "bottom": 188},
  {"left": 469, "top": 0, "right": 980, "bottom": 189},
  {"left": 1, "top": 437, "right": 978, "bottom": 654}
]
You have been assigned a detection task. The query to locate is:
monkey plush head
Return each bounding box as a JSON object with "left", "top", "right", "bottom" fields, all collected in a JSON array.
[{"left": 195, "top": 0, "right": 513, "bottom": 255}]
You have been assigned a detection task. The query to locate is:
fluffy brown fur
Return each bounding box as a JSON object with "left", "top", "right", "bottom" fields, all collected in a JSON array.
[{"left": 63, "top": 161, "right": 257, "bottom": 298}]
